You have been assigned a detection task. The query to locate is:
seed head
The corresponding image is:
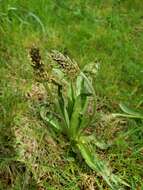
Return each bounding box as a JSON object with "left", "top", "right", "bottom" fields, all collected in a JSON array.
[
  {"left": 49, "top": 50, "right": 80, "bottom": 79},
  {"left": 29, "top": 47, "right": 49, "bottom": 81},
  {"left": 29, "top": 47, "right": 44, "bottom": 72}
]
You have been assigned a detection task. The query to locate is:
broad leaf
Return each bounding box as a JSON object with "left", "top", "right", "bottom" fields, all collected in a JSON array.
[
  {"left": 80, "top": 135, "right": 110, "bottom": 150},
  {"left": 40, "top": 107, "right": 61, "bottom": 131},
  {"left": 119, "top": 103, "right": 143, "bottom": 119},
  {"left": 77, "top": 142, "right": 129, "bottom": 189},
  {"left": 67, "top": 82, "right": 75, "bottom": 119},
  {"left": 69, "top": 95, "right": 82, "bottom": 139},
  {"left": 58, "top": 85, "right": 70, "bottom": 128},
  {"left": 112, "top": 103, "right": 143, "bottom": 119}
]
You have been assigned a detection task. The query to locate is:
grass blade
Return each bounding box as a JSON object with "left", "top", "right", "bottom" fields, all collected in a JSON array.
[{"left": 27, "top": 12, "right": 45, "bottom": 33}]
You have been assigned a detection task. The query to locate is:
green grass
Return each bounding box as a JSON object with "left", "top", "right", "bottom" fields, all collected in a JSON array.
[{"left": 0, "top": 0, "right": 143, "bottom": 189}]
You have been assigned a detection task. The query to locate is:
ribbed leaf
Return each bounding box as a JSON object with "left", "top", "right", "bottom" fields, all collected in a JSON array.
[
  {"left": 80, "top": 72, "right": 95, "bottom": 98},
  {"left": 77, "top": 142, "right": 113, "bottom": 188},
  {"left": 67, "top": 82, "right": 75, "bottom": 119},
  {"left": 77, "top": 73, "right": 93, "bottom": 96},
  {"left": 40, "top": 107, "right": 61, "bottom": 132},
  {"left": 80, "top": 72, "right": 96, "bottom": 121},
  {"left": 112, "top": 103, "right": 143, "bottom": 119},
  {"left": 58, "top": 85, "right": 70, "bottom": 128},
  {"left": 77, "top": 142, "right": 129, "bottom": 189},
  {"left": 69, "top": 95, "right": 82, "bottom": 139},
  {"left": 69, "top": 75, "right": 93, "bottom": 139},
  {"left": 80, "top": 135, "right": 110, "bottom": 150},
  {"left": 119, "top": 103, "right": 143, "bottom": 119},
  {"left": 76, "top": 74, "right": 94, "bottom": 133},
  {"left": 76, "top": 75, "right": 83, "bottom": 96}
]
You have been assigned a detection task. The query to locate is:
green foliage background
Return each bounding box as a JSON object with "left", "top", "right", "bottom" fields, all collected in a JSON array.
[{"left": 0, "top": 0, "right": 143, "bottom": 189}]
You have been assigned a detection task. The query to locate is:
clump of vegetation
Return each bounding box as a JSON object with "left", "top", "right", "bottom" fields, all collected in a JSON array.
[
  {"left": 1, "top": 1, "right": 143, "bottom": 189},
  {"left": 29, "top": 48, "right": 129, "bottom": 189}
]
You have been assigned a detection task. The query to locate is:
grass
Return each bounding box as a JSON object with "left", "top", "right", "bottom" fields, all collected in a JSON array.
[{"left": 0, "top": 0, "right": 143, "bottom": 189}]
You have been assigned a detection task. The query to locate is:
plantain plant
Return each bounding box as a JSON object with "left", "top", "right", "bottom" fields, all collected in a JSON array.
[{"left": 30, "top": 49, "right": 129, "bottom": 189}]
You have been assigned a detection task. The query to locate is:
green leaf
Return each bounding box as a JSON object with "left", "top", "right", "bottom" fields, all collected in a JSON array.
[
  {"left": 83, "top": 62, "right": 99, "bottom": 76},
  {"left": 78, "top": 96, "right": 90, "bottom": 131},
  {"left": 80, "top": 135, "right": 110, "bottom": 150},
  {"left": 67, "top": 82, "right": 75, "bottom": 119},
  {"left": 77, "top": 142, "right": 129, "bottom": 189},
  {"left": 69, "top": 95, "right": 82, "bottom": 139},
  {"left": 77, "top": 142, "right": 113, "bottom": 188},
  {"left": 76, "top": 75, "right": 83, "bottom": 96},
  {"left": 40, "top": 107, "right": 61, "bottom": 132},
  {"left": 119, "top": 103, "right": 143, "bottom": 119},
  {"left": 58, "top": 85, "right": 70, "bottom": 128},
  {"left": 76, "top": 73, "right": 93, "bottom": 96},
  {"left": 75, "top": 74, "right": 94, "bottom": 134},
  {"left": 27, "top": 12, "right": 45, "bottom": 33},
  {"left": 112, "top": 103, "right": 143, "bottom": 119},
  {"left": 80, "top": 72, "right": 95, "bottom": 98},
  {"left": 80, "top": 72, "right": 96, "bottom": 120},
  {"left": 52, "top": 68, "right": 65, "bottom": 80}
]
